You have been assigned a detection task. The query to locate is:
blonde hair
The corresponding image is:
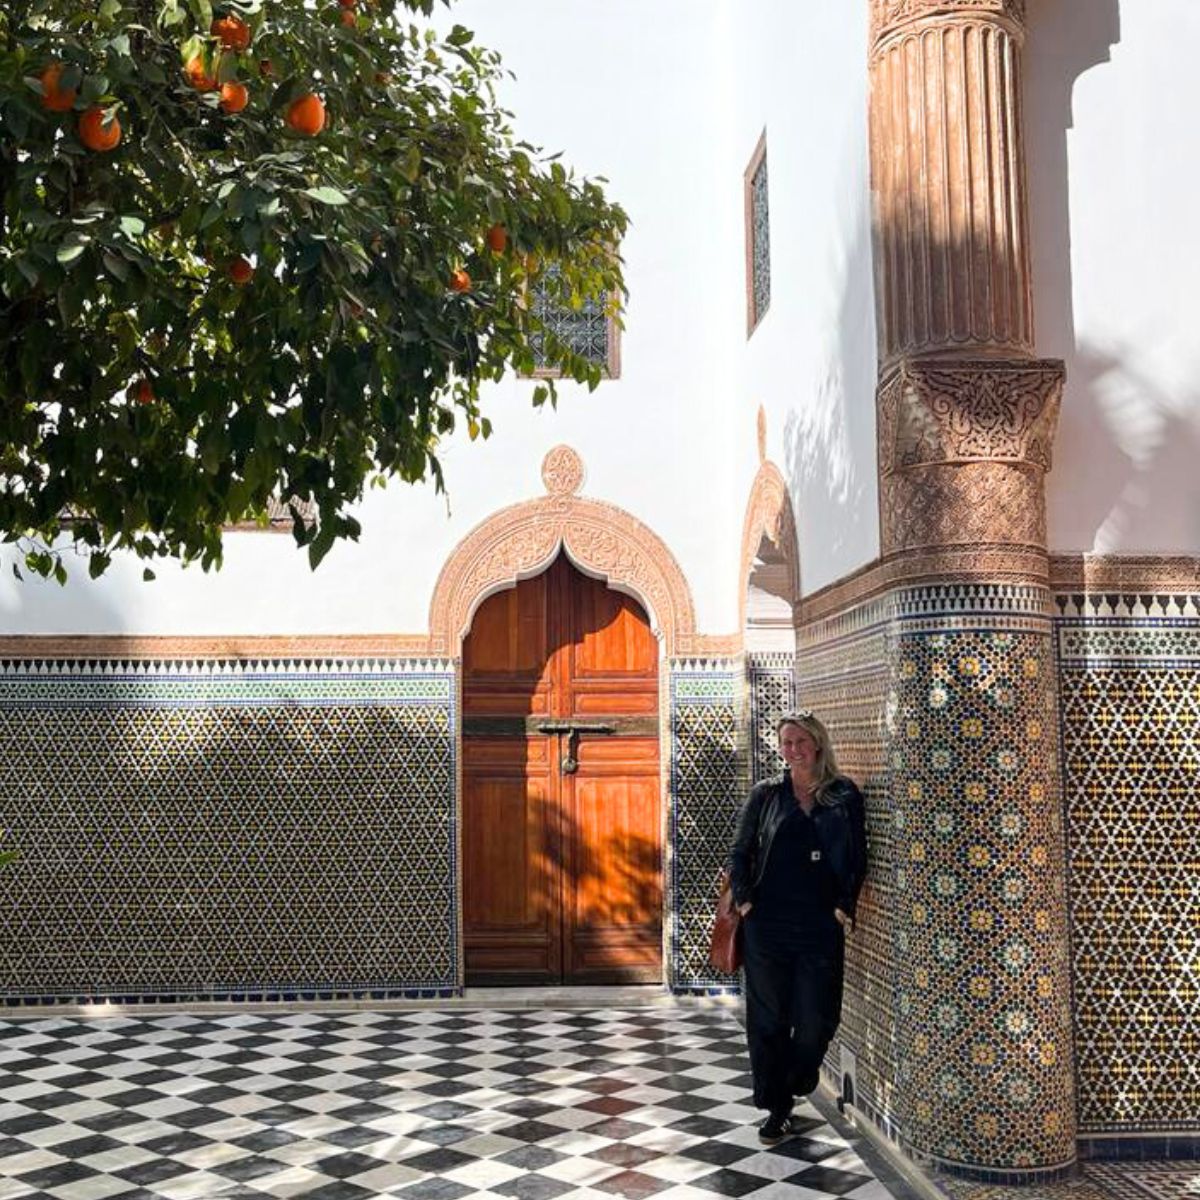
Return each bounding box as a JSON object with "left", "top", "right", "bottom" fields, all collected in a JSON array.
[{"left": 775, "top": 710, "right": 841, "bottom": 804}]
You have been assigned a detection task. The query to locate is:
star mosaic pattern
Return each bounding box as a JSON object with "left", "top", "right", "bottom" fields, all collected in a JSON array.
[{"left": 0, "top": 1007, "right": 895, "bottom": 1200}]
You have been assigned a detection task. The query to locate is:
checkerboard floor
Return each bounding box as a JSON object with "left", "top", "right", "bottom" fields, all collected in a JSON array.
[{"left": 0, "top": 1006, "right": 900, "bottom": 1200}]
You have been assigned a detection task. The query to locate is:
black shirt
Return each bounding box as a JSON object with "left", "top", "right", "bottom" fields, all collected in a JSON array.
[{"left": 753, "top": 804, "right": 840, "bottom": 946}]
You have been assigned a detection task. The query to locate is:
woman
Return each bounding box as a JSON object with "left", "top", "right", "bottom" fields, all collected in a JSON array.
[{"left": 727, "top": 710, "right": 867, "bottom": 1144}]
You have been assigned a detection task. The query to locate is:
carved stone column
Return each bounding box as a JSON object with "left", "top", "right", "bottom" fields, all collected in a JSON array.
[
  {"left": 868, "top": 0, "right": 1078, "bottom": 1180},
  {"left": 871, "top": 0, "right": 1033, "bottom": 365}
]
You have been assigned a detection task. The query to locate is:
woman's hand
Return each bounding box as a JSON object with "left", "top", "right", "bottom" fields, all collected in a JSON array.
[
  {"left": 737, "top": 902, "right": 753, "bottom": 916},
  {"left": 834, "top": 908, "right": 854, "bottom": 931}
]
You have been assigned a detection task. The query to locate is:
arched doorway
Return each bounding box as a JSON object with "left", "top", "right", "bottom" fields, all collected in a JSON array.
[{"left": 462, "top": 552, "right": 663, "bottom": 984}]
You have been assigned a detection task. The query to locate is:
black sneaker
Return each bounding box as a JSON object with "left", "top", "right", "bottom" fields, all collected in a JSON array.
[{"left": 758, "top": 1111, "right": 793, "bottom": 1145}]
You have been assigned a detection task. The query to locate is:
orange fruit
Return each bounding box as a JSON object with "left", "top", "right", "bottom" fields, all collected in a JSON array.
[
  {"left": 228, "top": 256, "right": 254, "bottom": 284},
  {"left": 184, "top": 54, "right": 218, "bottom": 91},
  {"left": 339, "top": 9, "right": 356, "bottom": 25},
  {"left": 449, "top": 268, "right": 472, "bottom": 294},
  {"left": 286, "top": 93, "right": 325, "bottom": 136},
  {"left": 78, "top": 105, "right": 121, "bottom": 152},
  {"left": 131, "top": 378, "right": 155, "bottom": 405},
  {"left": 485, "top": 224, "right": 507, "bottom": 254},
  {"left": 219, "top": 81, "right": 248, "bottom": 113},
  {"left": 211, "top": 14, "right": 251, "bottom": 51},
  {"left": 39, "top": 64, "right": 77, "bottom": 112},
  {"left": 338, "top": 0, "right": 357, "bottom": 8}
]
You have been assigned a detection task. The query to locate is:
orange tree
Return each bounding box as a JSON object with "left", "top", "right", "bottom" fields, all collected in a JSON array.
[{"left": 0, "top": 0, "right": 627, "bottom": 580}]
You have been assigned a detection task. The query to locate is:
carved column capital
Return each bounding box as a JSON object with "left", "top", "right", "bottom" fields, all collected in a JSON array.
[
  {"left": 871, "top": 0, "right": 1026, "bottom": 48},
  {"left": 878, "top": 358, "right": 1063, "bottom": 563},
  {"left": 880, "top": 358, "right": 1064, "bottom": 474}
]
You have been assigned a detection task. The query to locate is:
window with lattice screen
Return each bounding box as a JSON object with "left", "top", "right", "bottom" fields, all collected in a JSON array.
[{"left": 745, "top": 133, "right": 770, "bottom": 335}]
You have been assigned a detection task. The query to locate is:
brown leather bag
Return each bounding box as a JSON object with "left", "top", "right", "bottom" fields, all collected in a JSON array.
[{"left": 707, "top": 871, "right": 743, "bottom": 974}]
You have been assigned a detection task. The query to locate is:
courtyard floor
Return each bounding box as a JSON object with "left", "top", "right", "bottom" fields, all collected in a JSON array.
[{"left": 0, "top": 1005, "right": 905, "bottom": 1200}]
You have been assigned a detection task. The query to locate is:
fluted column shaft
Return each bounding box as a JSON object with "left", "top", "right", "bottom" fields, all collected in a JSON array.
[{"left": 871, "top": 1, "right": 1032, "bottom": 365}]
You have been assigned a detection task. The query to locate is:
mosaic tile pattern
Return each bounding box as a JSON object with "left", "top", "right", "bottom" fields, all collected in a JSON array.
[
  {"left": 0, "top": 1006, "right": 900, "bottom": 1200},
  {"left": 889, "top": 586, "right": 1076, "bottom": 1174},
  {"left": 1057, "top": 600, "right": 1200, "bottom": 1134},
  {"left": 668, "top": 663, "right": 743, "bottom": 993},
  {"left": 0, "top": 660, "right": 457, "bottom": 1002},
  {"left": 797, "top": 599, "right": 896, "bottom": 1136},
  {"left": 747, "top": 652, "right": 796, "bottom": 785}
]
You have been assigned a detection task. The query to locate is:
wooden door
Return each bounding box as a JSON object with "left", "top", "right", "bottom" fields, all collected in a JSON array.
[{"left": 462, "top": 553, "right": 661, "bottom": 984}]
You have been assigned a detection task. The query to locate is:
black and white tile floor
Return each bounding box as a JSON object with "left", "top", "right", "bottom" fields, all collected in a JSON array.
[{"left": 0, "top": 1006, "right": 901, "bottom": 1200}]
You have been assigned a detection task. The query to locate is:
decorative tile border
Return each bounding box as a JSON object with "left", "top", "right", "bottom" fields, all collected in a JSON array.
[{"left": 1050, "top": 555, "right": 1200, "bottom": 594}]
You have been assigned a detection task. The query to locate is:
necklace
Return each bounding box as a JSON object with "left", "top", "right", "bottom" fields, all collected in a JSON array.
[{"left": 794, "top": 777, "right": 816, "bottom": 814}]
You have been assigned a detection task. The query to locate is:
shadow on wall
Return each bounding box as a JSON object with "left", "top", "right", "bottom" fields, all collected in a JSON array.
[
  {"left": 1022, "top": 0, "right": 1200, "bottom": 551},
  {"left": 1060, "top": 339, "right": 1200, "bottom": 550},
  {"left": 781, "top": 171, "right": 877, "bottom": 583}
]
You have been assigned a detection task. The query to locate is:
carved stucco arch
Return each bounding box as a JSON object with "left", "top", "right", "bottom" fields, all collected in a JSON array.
[
  {"left": 428, "top": 446, "right": 699, "bottom": 658},
  {"left": 738, "top": 459, "right": 801, "bottom": 635}
]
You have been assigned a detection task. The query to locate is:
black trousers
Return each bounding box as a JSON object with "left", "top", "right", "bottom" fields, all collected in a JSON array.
[{"left": 743, "top": 917, "right": 844, "bottom": 1114}]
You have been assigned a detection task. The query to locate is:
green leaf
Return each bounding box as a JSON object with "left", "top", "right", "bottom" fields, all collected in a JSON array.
[
  {"left": 102, "top": 251, "right": 130, "bottom": 281},
  {"left": 13, "top": 255, "right": 40, "bottom": 287},
  {"left": 302, "top": 186, "right": 350, "bottom": 206},
  {"left": 307, "top": 521, "right": 335, "bottom": 569},
  {"left": 118, "top": 215, "right": 147, "bottom": 237},
  {"left": 80, "top": 75, "right": 110, "bottom": 104},
  {"left": 401, "top": 143, "right": 422, "bottom": 183},
  {"left": 56, "top": 244, "right": 86, "bottom": 265},
  {"left": 4, "top": 103, "right": 30, "bottom": 142}
]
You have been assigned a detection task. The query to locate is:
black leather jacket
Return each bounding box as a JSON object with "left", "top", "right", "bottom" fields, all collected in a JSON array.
[{"left": 727, "top": 771, "right": 868, "bottom": 919}]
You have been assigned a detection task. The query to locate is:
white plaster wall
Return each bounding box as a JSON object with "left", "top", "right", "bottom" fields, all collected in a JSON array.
[
  {"left": 0, "top": 2, "right": 879, "bottom": 636},
  {"left": 1027, "top": 0, "right": 1200, "bottom": 553},
  {"left": 722, "top": 0, "right": 880, "bottom": 598}
]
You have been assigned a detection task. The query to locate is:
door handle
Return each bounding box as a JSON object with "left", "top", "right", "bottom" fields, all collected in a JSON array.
[
  {"left": 536, "top": 722, "right": 615, "bottom": 736},
  {"left": 535, "top": 722, "right": 615, "bottom": 775}
]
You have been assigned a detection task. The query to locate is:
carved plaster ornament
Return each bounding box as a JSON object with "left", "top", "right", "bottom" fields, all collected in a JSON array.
[
  {"left": 871, "top": 0, "right": 1025, "bottom": 45},
  {"left": 427, "top": 445, "right": 707, "bottom": 656},
  {"left": 878, "top": 359, "right": 1063, "bottom": 558}
]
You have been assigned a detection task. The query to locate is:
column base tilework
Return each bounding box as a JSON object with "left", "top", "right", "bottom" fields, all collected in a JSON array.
[
  {"left": 1057, "top": 593, "right": 1200, "bottom": 1138},
  {"left": 890, "top": 584, "right": 1076, "bottom": 1175},
  {"left": 0, "top": 659, "right": 459, "bottom": 1004},
  {"left": 667, "top": 661, "right": 743, "bottom": 995}
]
